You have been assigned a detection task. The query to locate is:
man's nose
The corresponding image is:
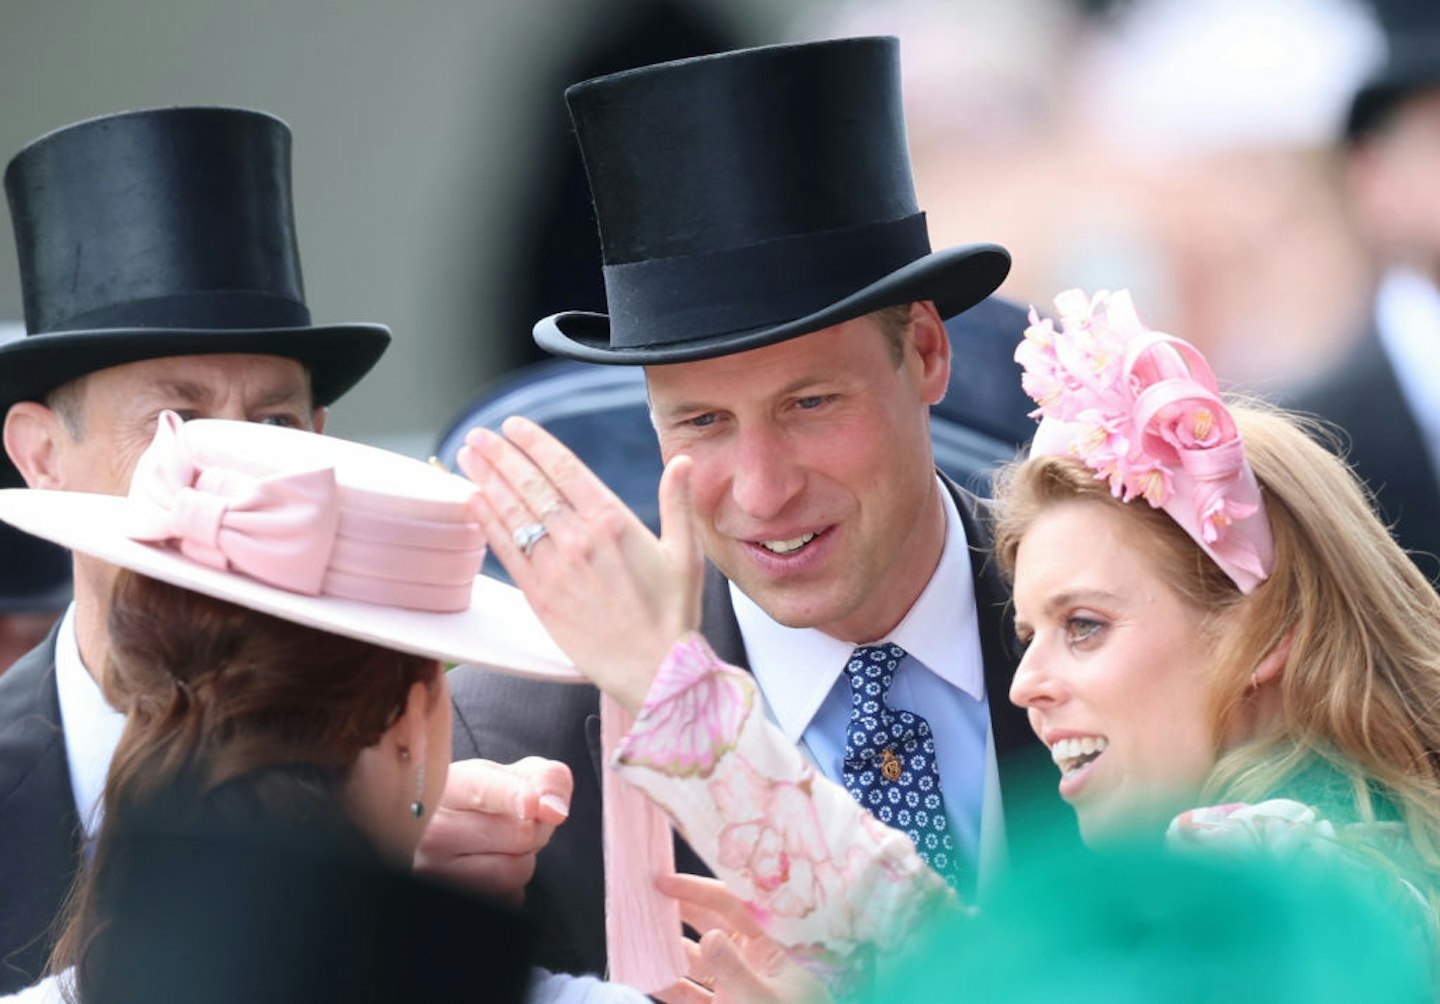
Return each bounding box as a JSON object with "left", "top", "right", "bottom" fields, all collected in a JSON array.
[{"left": 728, "top": 426, "right": 803, "bottom": 521}]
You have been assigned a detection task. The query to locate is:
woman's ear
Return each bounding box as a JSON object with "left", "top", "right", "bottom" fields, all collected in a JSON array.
[
  {"left": 1251, "top": 628, "right": 1294, "bottom": 689},
  {"left": 385, "top": 680, "right": 433, "bottom": 759}
]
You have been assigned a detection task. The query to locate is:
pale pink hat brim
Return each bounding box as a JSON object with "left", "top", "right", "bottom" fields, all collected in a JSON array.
[{"left": 0, "top": 487, "right": 581, "bottom": 682}]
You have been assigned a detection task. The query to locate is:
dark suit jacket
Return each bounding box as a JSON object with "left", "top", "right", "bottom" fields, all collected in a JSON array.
[
  {"left": 0, "top": 628, "right": 82, "bottom": 994},
  {"left": 447, "top": 478, "right": 1070, "bottom": 978},
  {"left": 1287, "top": 328, "right": 1440, "bottom": 583}
]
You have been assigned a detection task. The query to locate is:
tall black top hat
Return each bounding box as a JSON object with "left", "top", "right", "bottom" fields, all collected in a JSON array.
[
  {"left": 534, "top": 36, "right": 1010, "bottom": 365},
  {"left": 0, "top": 107, "right": 391, "bottom": 412},
  {"left": 1345, "top": 0, "right": 1440, "bottom": 140}
]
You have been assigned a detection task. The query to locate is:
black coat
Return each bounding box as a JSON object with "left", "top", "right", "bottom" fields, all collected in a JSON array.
[
  {"left": 1287, "top": 328, "right": 1440, "bottom": 584},
  {"left": 447, "top": 479, "right": 1069, "bottom": 977},
  {"left": 0, "top": 628, "right": 82, "bottom": 994}
]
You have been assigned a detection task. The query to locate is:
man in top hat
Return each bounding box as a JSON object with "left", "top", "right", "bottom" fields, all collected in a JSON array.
[
  {"left": 1289, "top": 0, "right": 1440, "bottom": 584},
  {"left": 447, "top": 36, "right": 1070, "bottom": 978},
  {"left": 0, "top": 106, "right": 396, "bottom": 993}
]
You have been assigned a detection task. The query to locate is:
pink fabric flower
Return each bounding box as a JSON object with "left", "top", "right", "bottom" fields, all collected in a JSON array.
[{"left": 1017, "top": 289, "right": 1275, "bottom": 593}]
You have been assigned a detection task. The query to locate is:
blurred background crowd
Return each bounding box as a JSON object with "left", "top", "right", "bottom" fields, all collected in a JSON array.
[{"left": 0, "top": 0, "right": 1425, "bottom": 671}]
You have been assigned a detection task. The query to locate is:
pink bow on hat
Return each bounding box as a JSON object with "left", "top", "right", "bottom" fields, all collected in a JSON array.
[
  {"left": 127, "top": 411, "right": 341, "bottom": 595},
  {"left": 1017, "top": 290, "right": 1274, "bottom": 593}
]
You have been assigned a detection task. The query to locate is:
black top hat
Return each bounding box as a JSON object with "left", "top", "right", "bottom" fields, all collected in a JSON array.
[
  {"left": 534, "top": 36, "right": 1010, "bottom": 365},
  {"left": 0, "top": 107, "right": 391, "bottom": 412},
  {"left": 1345, "top": 0, "right": 1440, "bottom": 140}
]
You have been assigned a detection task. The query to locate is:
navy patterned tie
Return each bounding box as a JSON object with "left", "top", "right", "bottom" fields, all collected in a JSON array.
[{"left": 842, "top": 643, "right": 959, "bottom": 885}]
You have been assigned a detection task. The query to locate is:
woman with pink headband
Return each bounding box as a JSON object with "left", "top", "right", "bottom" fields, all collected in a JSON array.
[
  {"left": 995, "top": 291, "right": 1440, "bottom": 937},
  {"left": 462, "top": 289, "right": 1439, "bottom": 1000}
]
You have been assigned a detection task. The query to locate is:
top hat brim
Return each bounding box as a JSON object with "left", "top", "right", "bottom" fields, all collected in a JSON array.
[
  {"left": 534, "top": 243, "right": 1010, "bottom": 365},
  {"left": 0, "top": 487, "right": 581, "bottom": 682},
  {"left": 0, "top": 323, "right": 391, "bottom": 414}
]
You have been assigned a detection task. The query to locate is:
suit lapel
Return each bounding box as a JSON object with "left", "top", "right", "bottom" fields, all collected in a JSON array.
[{"left": 941, "top": 476, "right": 1029, "bottom": 756}]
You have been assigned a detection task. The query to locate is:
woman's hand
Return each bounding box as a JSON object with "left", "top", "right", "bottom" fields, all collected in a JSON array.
[
  {"left": 654, "top": 874, "right": 834, "bottom": 1004},
  {"left": 457, "top": 416, "right": 703, "bottom": 713}
]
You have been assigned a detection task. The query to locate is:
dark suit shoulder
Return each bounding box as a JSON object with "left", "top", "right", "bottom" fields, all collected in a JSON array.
[
  {"left": 0, "top": 635, "right": 66, "bottom": 808},
  {"left": 1285, "top": 331, "right": 1440, "bottom": 582},
  {"left": 0, "top": 632, "right": 82, "bottom": 995}
]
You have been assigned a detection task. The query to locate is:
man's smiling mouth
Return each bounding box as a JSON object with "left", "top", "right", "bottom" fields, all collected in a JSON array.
[{"left": 758, "top": 531, "right": 818, "bottom": 555}]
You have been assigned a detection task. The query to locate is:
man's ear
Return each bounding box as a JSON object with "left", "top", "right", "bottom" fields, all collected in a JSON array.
[
  {"left": 1251, "top": 628, "right": 1294, "bottom": 689},
  {"left": 4, "top": 402, "right": 68, "bottom": 489},
  {"left": 311, "top": 405, "right": 328, "bottom": 435},
  {"left": 910, "top": 300, "right": 952, "bottom": 406}
]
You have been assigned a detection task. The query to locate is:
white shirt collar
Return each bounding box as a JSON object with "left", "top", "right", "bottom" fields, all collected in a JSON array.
[
  {"left": 1376, "top": 267, "right": 1440, "bottom": 470},
  {"left": 733, "top": 477, "right": 984, "bottom": 743},
  {"left": 53, "top": 604, "right": 127, "bottom": 842}
]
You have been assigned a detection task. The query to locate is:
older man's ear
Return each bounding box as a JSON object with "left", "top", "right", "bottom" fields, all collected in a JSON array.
[{"left": 4, "top": 402, "right": 67, "bottom": 490}]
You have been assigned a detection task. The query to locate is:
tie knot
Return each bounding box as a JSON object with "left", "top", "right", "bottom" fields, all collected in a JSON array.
[{"left": 845, "top": 642, "right": 907, "bottom": 696}]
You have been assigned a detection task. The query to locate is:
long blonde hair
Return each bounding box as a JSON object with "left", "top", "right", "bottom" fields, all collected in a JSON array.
[{"left": 993, "top": 403, "right": 1440, "bottom": 918}]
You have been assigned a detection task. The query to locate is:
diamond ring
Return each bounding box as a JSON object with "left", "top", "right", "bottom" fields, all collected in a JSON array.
[{"left": 512, "top": 522, "right": 549, "bottom": 557}]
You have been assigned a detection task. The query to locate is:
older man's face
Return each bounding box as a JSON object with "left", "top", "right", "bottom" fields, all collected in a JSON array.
[
  {"left": 49, "top": 352, "right": 320, "bottom": 496},
  {"left": 646, "top": 308, "right": 951, "bottom": 644}
]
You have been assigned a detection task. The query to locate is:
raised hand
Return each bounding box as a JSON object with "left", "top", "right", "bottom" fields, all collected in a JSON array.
[{"left": 457, "top": 416, "right": 703, "bottom": 713}]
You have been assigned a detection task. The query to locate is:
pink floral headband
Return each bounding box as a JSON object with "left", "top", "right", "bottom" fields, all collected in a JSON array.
[{"left": 1015, "top": 289, "right": 1274, "bottom": 593}]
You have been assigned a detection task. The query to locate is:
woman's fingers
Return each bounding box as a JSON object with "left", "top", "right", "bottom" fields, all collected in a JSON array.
[{"left": 657, "top": 873, "right": 767, "bottom": 940}]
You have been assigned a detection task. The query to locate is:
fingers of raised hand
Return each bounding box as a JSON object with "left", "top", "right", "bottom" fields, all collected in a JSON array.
[
  {"left": 460, "top": 428, "right": 568, "bottom": 533},
  {"left": 496, "top": 416, "right": 636, "bottom": 514}
]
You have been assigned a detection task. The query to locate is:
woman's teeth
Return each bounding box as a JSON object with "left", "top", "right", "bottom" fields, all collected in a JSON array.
[
  {"left": 1050, "top": 735, "right": 1109, "bottom": 775},
  {"left": 760, "top": 532, "right": 816, "bottom": 554}
]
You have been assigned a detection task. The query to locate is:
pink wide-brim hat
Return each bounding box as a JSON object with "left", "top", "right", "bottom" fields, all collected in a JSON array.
[{"left": 0, "top": 415, "right": 580, "bottom": 682}]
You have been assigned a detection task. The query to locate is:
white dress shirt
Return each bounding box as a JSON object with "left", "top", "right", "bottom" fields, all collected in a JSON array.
[
  {"left": 52, "top": 604, "right": 127, "bottom": 850},
  {"left": 1375, "top": 267, "right": 1440, "bottom": 479},
  {"left": 732, "top": 477, "right": 1005, "bottom": 889}
]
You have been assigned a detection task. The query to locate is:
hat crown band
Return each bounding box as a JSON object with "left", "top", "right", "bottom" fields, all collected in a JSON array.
[
  {"left": 45, "top": 289, "right": 312, "bottom": 334},
  {"left": 603, "top": 213, "right": 930, "bottom": 349}
]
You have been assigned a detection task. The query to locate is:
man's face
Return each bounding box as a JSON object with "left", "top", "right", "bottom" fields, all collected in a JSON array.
[
  {"left": 49, "top": 352, "right": 320, "bottom": 496},
  {"left": 646, "top": 308, "right": 950, "bottom": 643}
]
